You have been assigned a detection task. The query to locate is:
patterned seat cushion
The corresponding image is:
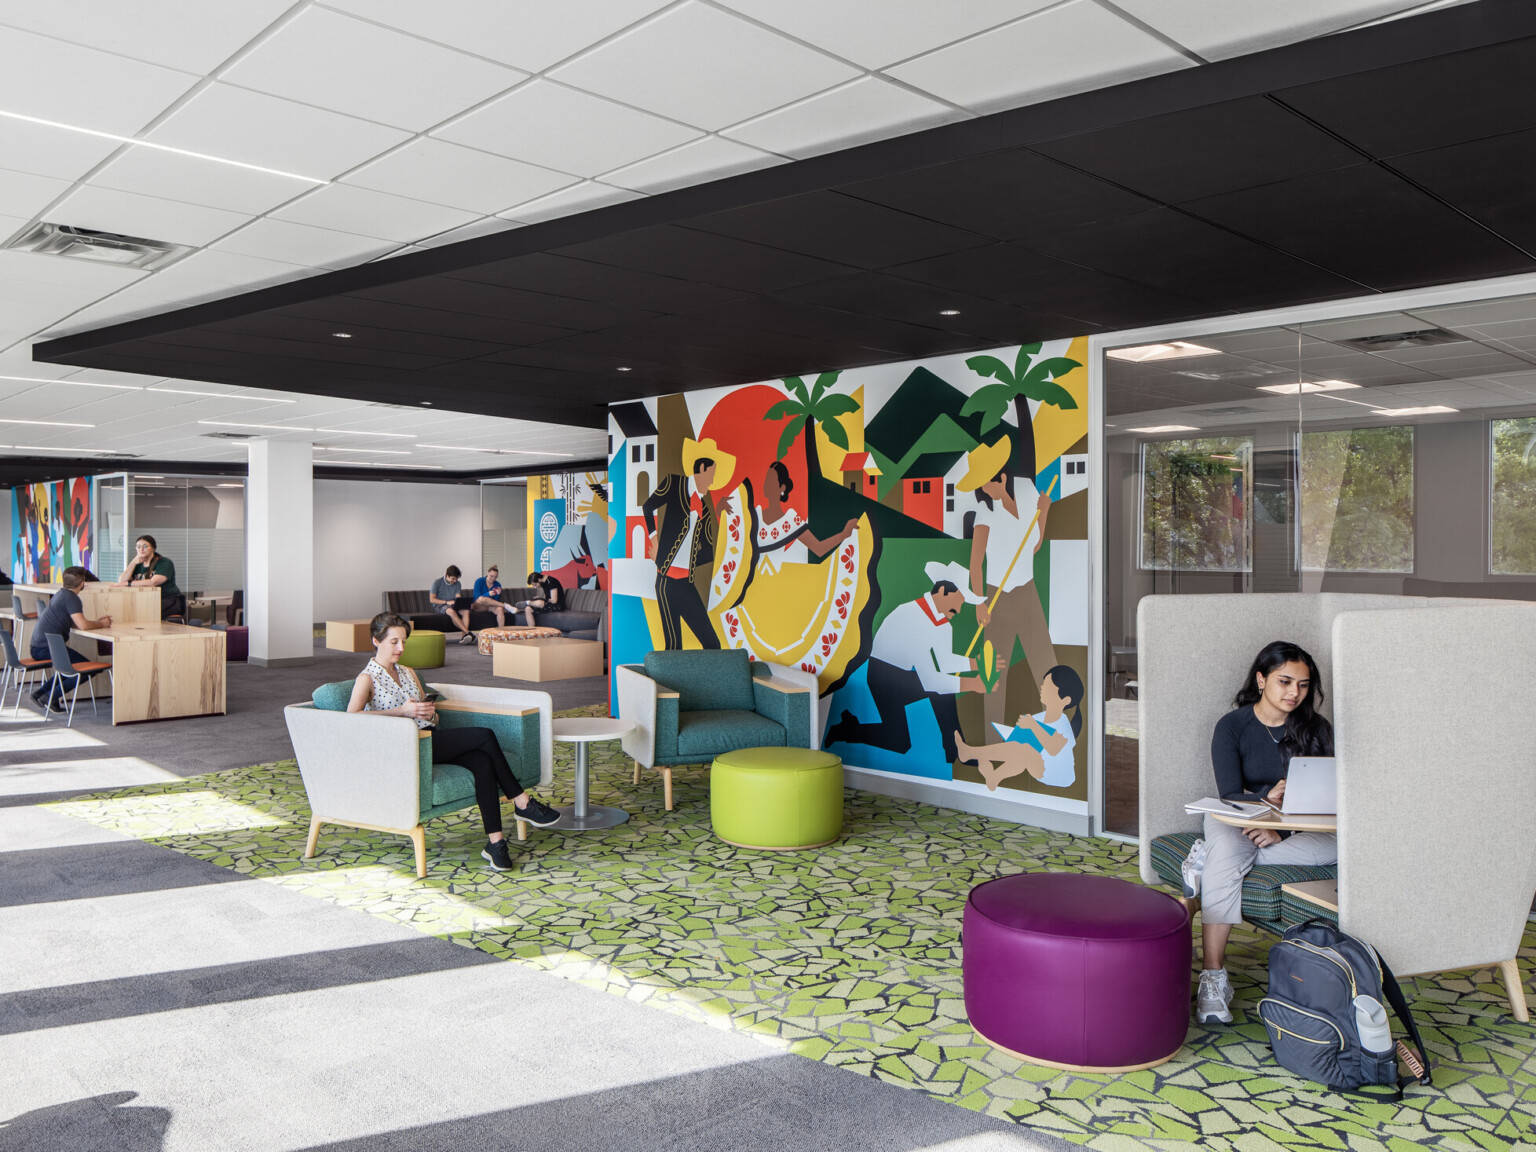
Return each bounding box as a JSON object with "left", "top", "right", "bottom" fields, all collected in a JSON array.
[
  {"left": 475, "top": 626, "right": 563, "bottom": 655},
  {"left": 1149, "top": 831, "right": 1337, "bottom": 929}
]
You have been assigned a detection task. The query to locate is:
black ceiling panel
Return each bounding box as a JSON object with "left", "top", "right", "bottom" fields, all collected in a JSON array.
[
  {"left": 1028, "top": 96, "right": 1364, "bottom": 203},
  {"left": 32, "top": 0, "right": 1536, "bottom": 432}
]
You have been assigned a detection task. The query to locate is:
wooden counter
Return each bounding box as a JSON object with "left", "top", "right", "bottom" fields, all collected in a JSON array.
[
  {"left": 73, "top": 621, "right": 226, "bottom": 724},
  {"left": 15, "top": 582, "right": 163, "bottom": 625}
]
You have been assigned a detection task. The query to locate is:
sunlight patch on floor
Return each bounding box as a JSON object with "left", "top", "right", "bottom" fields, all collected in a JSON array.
[{"left": 0, "top": 756, "right": 179, "bottom": 798}]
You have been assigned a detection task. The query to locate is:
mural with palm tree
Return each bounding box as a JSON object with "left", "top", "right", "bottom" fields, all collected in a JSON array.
[
  {"left": 961, "top": 343, "right": 1080, "bottom": 479},
  {"left": 767, "top": 372, "right": 859, "bottom": 484}
]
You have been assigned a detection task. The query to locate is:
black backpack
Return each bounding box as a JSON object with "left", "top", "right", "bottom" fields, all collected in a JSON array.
[{"left": 1258, "top": 919, "right": 1433, "bottom": 1099}]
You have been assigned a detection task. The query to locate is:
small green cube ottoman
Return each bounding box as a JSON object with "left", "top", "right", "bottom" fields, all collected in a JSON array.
[
  {"left": 400, "top": 629, "right": 446, "bottom": 669},
  {"left": 710, "top": 746, "right": 844, "bottom": 850}
]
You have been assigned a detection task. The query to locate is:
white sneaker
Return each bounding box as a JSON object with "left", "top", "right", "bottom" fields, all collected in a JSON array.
[
  {"left": 1196, "top": 968, "right": 1234, "bottom": 1024},
  {"left": 1181, "top": 837, "right": 1207, "bottom": 898}
]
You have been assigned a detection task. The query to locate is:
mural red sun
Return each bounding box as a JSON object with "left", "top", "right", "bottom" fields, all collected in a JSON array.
[{"left": 698, "top": 383, "right": 806, "bottom": 516}]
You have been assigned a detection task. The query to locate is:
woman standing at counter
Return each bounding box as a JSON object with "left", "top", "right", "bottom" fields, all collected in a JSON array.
[{"left": 117, "top": 534, "right": 183, "bottom": 620}]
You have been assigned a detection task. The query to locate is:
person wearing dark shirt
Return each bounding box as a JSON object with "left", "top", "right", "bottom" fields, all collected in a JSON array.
[
  {"left": 429, "top": 566, "right": 474, "bottom": 644},
  {"left": 116, "top": 534, "right": 183, "bottom": 619},
  {"left": 1192, "top": 640, "right": 1336, "bottom": 1025},
  {"left": 519, "top": 571, "right": 562, "bottom": 628},
  {"left": 31, "top": 566, "right": 111, "bottom": 712},
  {"left": 471, "top": 565, "right": 507, "bottom": 628}
]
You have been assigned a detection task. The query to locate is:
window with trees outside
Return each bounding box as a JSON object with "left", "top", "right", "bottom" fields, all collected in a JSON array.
[
  {"left": 1299, "top": 426, "right": 1414, "bottom": 572},
  {"left": 1491, "top": 417, "right": 1536, "bottom": 575},
  {"left": 1139, "top": 437, "right": 1251, "bottom": 571}
]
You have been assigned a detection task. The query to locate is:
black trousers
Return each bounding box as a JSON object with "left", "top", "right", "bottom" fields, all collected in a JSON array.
[
  {"left": 829, "top": 659, "right": 961, "bottom": 762},
  {"left": 656, "top": 574, "right": 719, "bottom": 649},
  {"left": 431, "top": 725, "right": 525, "bottom": 835}
]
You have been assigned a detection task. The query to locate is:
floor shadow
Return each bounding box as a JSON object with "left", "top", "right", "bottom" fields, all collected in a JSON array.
[
  {"left": 0, "top": 1092, "right": 169, "bottom": 1152},
  {"left": 0, "top": 838, "right": 249, "bottom": 908},
  {"left": 0, "top": 937, "right": 498, "bottom": 1036}
]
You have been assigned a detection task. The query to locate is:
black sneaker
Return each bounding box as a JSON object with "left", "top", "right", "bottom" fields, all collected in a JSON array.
[
  {"left": 47, "top": 697, "right": 66, "bottom": 714},
  {"left": 481, "top": 839, "right": 515, "bottom": 871},
  {"left": 515, "top": 796, "right": 561, "bottom": 828}
]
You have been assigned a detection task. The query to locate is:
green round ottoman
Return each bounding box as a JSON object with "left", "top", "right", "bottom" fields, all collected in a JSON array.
[
  {"left": 711, "top": 747, "right": 844, "bottom": 850},
  {"left": 400, "top": 629, "right": 445, "bottom": 669}
]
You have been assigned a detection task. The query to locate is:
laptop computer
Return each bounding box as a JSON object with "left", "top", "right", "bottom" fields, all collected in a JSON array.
[{"left": 1282, "top": 756, "right": 1337, "bottom": 815}]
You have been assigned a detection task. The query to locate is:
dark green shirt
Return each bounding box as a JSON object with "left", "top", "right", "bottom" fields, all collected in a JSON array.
[{"left": 132, "top": 555, "right": 180, "bottom": 601}]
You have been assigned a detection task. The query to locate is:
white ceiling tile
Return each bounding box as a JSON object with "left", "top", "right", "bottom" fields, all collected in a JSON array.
[
  {"left": 320, "top": 0, "right": 673, "bottom": 72},
  {"left": 887, "top": 0, "right": 1195, "bottom": 112},
  {"left": 0, "top": 118, "right": 121, "bottom": 182},
  {"left": 0, "top": 26, "right": 199, "bottom": 135},
  {"left": 601, "top": 136, "right": 781, "bottom": 194},
  {"left": 0, "top": 275, "right": 110, "bottom": 312},
  {"left": 213, "top": 219, "right": 397, "bottom": 268},
  {"left": 49, "top": 185, "right": 250, "bottom": 247},
  {"left": 146, "top": 84, "right": 412, "bottom": 181},
  {"left": 160, "top": 248, "right": 319, "bottom": 287},
  {"left": 0, "top": 250, "right": 148, "bottom": 292},
  {"left": 270, "top": 184, "right": 481, "bottom": 243},
  {"left": 434, "top": 79, "right": 701, "bottom": 178},
  {"left": 715, "top": 0, "right": 1057, "bottom": 69},
  {"left": 415, "top": 216, "right": 524, "bottom": 250},
  {"left": 0, "top": 167, "right": 71, "bottom": 221},
  {"left": 1111, "top": 0, "right": 1432, "bottom": 62},
  {"left": 0, "top": 1, "right": 294, "bottom": 73},
  {"left": 220, "top": 7, "right": 526, "bottom": 132},
  {"left": 499, "top": 181, "right": 643, "bottom": 224},
  {"left": 721, "top": 76, "right": 965, "bottom": 159},
  {"left": 89, "top": 146, "right": 318, "bottom": 215},
  {"left": 549, "top": 2, "right": 860, "bottom": 132},
  {"left": 344, "top": 138, "right": 576, "bottom": 214}
]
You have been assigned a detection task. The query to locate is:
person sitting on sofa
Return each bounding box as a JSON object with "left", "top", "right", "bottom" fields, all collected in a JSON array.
[
  {"left": 346, "top": 612, "right": 561, "bottom": 871},
  {"left": 518, "top": 570, "right": 562, "bottom": 628},
  {"left": 471, "top": 565, "right": 507, "bottom": 628},
  {"left": 1187, "top": 640, "right": 1336, "bottom": 1026},
  {"left": 30, "top": 565, "right": 111, "bottom": 712},
  {"left": 430, "top": 565, "right": 475, "bottom": 645}
]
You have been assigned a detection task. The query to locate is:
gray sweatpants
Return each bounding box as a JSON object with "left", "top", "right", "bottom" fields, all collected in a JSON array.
[{"left": 1200, "top": 813, "right": 1336, "bottom": 925}]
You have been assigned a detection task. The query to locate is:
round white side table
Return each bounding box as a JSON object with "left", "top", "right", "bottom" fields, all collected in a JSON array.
[{"left": 550, "top": 717, "right": 635, "bottom": 830}]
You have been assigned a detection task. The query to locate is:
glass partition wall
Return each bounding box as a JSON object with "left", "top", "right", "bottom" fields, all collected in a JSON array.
[
  {"left": 94, "top": 473, "right": 246, "bottom": 614},
  {"left": 1102, "top": 294, "right": 1536, "bottom": 835}
]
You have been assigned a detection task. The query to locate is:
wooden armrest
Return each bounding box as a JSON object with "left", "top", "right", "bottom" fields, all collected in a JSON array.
[
  {"left": 657, "top": 690, "right": 679, "bottom": 700},
  {"left": 418, "top": 730, "right": 431, "bottom": 740},
  {"left": 755, "top": 679, "right": 808, "bottom": 694},
  {"left": 434, "top": 700, "right": 538, "bottom": 717}
]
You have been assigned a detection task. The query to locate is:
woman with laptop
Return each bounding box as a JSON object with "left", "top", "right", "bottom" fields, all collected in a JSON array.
[{"left": 1188, "top": 640, "right": 1336, "bottom": 1025}]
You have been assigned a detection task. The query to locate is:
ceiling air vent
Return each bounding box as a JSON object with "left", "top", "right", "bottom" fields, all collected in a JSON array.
[
  {"left": 4, "top": 221, "right": 191, "bottom": 270},
  {"left": 203, "top": 431, "right": 257, "bottom": 440},
  {"left": 1337, "top": 328, "right": 1463, "bottom": 351}
]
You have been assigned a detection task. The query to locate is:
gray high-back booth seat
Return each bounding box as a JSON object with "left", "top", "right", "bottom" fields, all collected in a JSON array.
[
  {"left": 1139, "top": 592, "right": 1535, "bottom": 1021},
  {"left": 382, "top": 586, "right": 606, "bottom": 642}
]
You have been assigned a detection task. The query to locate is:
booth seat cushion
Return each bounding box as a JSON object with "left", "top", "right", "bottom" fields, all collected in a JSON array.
[
  {"left": 676, "top": 709, "right": 785, "bottom": 758},
  {"left": 312, "top": 680, "right": 354, "bottom": 711},
  {"left": 645, "top": 649, "right": 756, "bottom": 712},
  {"left": 430, "top": 763, "right": 476, "bottom": 807},
  {"left": 1150, "top": 831, "right": 1337, "bottom": 928}
]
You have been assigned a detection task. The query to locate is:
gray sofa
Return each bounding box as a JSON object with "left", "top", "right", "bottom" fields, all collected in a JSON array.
[{"left": 382, "top": 585, "right": 605, "bottom": 641}]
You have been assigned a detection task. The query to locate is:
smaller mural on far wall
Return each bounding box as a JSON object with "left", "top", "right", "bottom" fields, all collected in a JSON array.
[
  {"left": 526, "top": 471, "right": 609, "bottom": 590},
  {"left": 11, "top": 478, "right": 93, "bottom": 583}
]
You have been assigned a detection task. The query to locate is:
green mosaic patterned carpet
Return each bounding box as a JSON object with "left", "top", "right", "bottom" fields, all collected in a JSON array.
[{"left": 49, "top": 709, "right": 1535, "bottom": 1151}]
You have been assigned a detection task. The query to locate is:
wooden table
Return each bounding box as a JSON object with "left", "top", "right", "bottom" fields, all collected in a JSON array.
[
  {"left": 73, "top": 621, "right": 226, "bottom": 724},
  {"left": 1209, "top": 810, "right": 1337, "bottom": 834},
  {"left": 13, "top": 582, "right": 163, "bottom": 653},
  {"left": 1281, "top": 878, "right": 1339, "bottom": 913},
  {"left": 492, "top": 637, "right": 604, "bottom": 682},
  {"left": 326, "top": 619, "right": 374, "bottom": 652}
]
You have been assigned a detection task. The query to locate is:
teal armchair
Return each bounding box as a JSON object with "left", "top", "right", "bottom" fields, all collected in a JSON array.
[{"left": 617, "top": 649, "right": 813, "bottom": 810}]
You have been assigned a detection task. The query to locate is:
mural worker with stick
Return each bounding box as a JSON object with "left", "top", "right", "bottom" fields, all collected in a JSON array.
[
  {"left": 960, "top": 435, "right": 1058, "bottom": 734},
  {"left": 644, "top": 437, "right": 735, "bottom": 649}
]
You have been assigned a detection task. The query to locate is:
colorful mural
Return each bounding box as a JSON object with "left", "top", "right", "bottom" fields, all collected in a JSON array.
[
  {"left": 11, "top": 477, "right": 93, "bottom": 584},
  {"left": 608, "top": 341, "right": 1090, "bottom": 810},
  {"left": 525, "top": 471, "right": 609, "bottom": 591}
]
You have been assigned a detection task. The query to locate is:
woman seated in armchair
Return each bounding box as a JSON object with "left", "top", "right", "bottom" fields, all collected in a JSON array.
[{"left": 347, "top": 612, "right": 560, "bottom": 871}]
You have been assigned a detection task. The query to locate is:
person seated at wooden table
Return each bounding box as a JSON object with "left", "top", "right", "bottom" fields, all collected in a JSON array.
[
  {"left": 347, "top": 612, "right": 561, "bottom": 871},
  {"left": 471, "top": 564, "right": 507, "bottom": 628},
  {"left": 117, "top": 534, "right": 184, "bottom": 620},
  {"left": 30, "top": 566, "right": 110, "bottom": 713},
  {"left": 518, "top": 570, "right": 562, "bottom": 628},
  {"left": 430, "top": 565, "right": 475, "bottom": 645}
]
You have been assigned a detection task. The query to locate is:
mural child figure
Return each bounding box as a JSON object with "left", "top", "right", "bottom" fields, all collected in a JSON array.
[
  {"left": 955, "top": 664, "right": 1084, "bottom": 791},
  {"left": 960, "top": 436, "right": 1058, "bottom": 732},
  {"left": 643, "top": 437, "right": 735, "bottom": 649},
  {"left": 825, "top": 561, "right": 984, "bottom": 763},
  {"left": 755, "top": 460, "right": 856, "bottom": 573}
]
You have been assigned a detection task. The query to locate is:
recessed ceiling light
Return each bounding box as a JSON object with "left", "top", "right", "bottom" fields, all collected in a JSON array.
[
  {"left": 313, "top": 459, "right": 443, "bottom": 469},
  {"left": 420, "top": 401, "right": 432, "bottom": 406},
  {"left": 0, "top": 373, "right": 141, "bottom": 391},
  {"left": 939, "top": 309, "right": 961, "bottom": 316},
  {"left": 314, "top": 446, "right": 412, "bottom": 455},
  {"left": 616, "top": 366, "right": 632, "bottom": 372},
  {"left": 1, "top": 444, "right": 122, "bottom": 454},
  {"left": 199, "top": 419, "right": 312, "bottom": 432},
  {"left": 1370, "top": 405, "right": 1459, "bottom": 416},
  {"left": 135, "top": 475, "right": 165, "bottom": 479},
  {"left": 312, "top": 428, "right": 415, "bottom": 439},
  {"left": 1107, "top": 342, "right": 1219, "bottom": 363},
  {"left": 332, "top": 332, "right": 352, "bottom": 338},
  {"left": 417, "top": 444, "right": 576, "bottom": 457},
  {"left": 1128, "top": 424, "right": 1201, "bottom": 433},
  {"left": 0, "top": 417, "right": 94, "bottom": 427},
  {"left": 1256, "top": 379, "right": 1361, "bottom": 395},
  {"left": 148, "top": 386, "right": 296, "bottom": 401}
]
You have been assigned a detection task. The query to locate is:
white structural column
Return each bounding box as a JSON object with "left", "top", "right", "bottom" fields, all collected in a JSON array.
[{"left": 247, "top": 438, "right": 314, "bottom": 667}]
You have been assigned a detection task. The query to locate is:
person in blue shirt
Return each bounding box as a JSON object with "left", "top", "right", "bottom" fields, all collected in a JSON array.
[{"left": 471, "top": 565, "right": 507, "bottom": 628}]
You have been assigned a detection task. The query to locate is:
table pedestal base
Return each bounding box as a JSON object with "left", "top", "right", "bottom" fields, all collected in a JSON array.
[{"left": 554, "top": 737, "right": 629, "bottom": 831}]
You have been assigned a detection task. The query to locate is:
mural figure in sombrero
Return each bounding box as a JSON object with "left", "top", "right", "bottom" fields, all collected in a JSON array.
[
  {"left": 643, "top": 437, "right": 735, "bottom": 649},
  {"left": 962, "top": 434, "right": 1058, "bottom": 732}
]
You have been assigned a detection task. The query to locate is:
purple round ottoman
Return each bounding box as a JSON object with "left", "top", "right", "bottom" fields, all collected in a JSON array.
[{"left": 963, "top": 872, "right": 1191, "bottom": 1071}]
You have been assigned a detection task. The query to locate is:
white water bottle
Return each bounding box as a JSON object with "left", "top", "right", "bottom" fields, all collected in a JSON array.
[{"left": 1353, "top": 995, "right": 1392, "bottom": 1052}]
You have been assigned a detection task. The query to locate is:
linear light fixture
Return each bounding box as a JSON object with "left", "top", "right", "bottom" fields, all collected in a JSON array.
[
  {"left": 149, "top": 386, "right": 296, "bottom": 402},
  {"left": 0, "top": 109, "right": 330, "bottom": 184},
  {"left": 1, "top": 444, "right": 120, "bottom": 454},
  {"left": 1107, "top": 342, "right": 1219, "bottom": 363},
  {"left": 1127, "top": 424, "right": 1200, "bottom": 433},
  {"left": 314, "top": 445, "right": 412, "bottom": 455},
  {"left": 0, "top": 373, "right": 140, "bottom": 390},
  {"left": 199, "top": 419, "right": 312, "bottom": 432},
  {"left": 417, "top": 443, "right": 575, "bottom": 457},
  {"left": 1256, "top": 379, "right": 1361, "bottom": 395},
  {"left": 312, "top": 427, "right": 415, "bottom": 439},
  {"left": 313, "top": 458, "right": 443, "bottom": 469},
  {"left": 1370, "top": 405, "right": 1459, "bottom": 416},
  {"left": 0, "top": 417, "right": 94, "bottom": 427}
]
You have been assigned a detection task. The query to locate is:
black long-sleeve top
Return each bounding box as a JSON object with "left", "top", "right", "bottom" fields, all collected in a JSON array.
[{"left": 1211, "top": 706, "right": 1294, "bottom": 802}]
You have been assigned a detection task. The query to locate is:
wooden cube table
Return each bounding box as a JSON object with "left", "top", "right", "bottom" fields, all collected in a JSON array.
[
  {"left": 326, "top": 619, "right": 374, "bottom": 652},
  {"left": 493, "top": 637, "right": 603, "bottom": 682}
]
